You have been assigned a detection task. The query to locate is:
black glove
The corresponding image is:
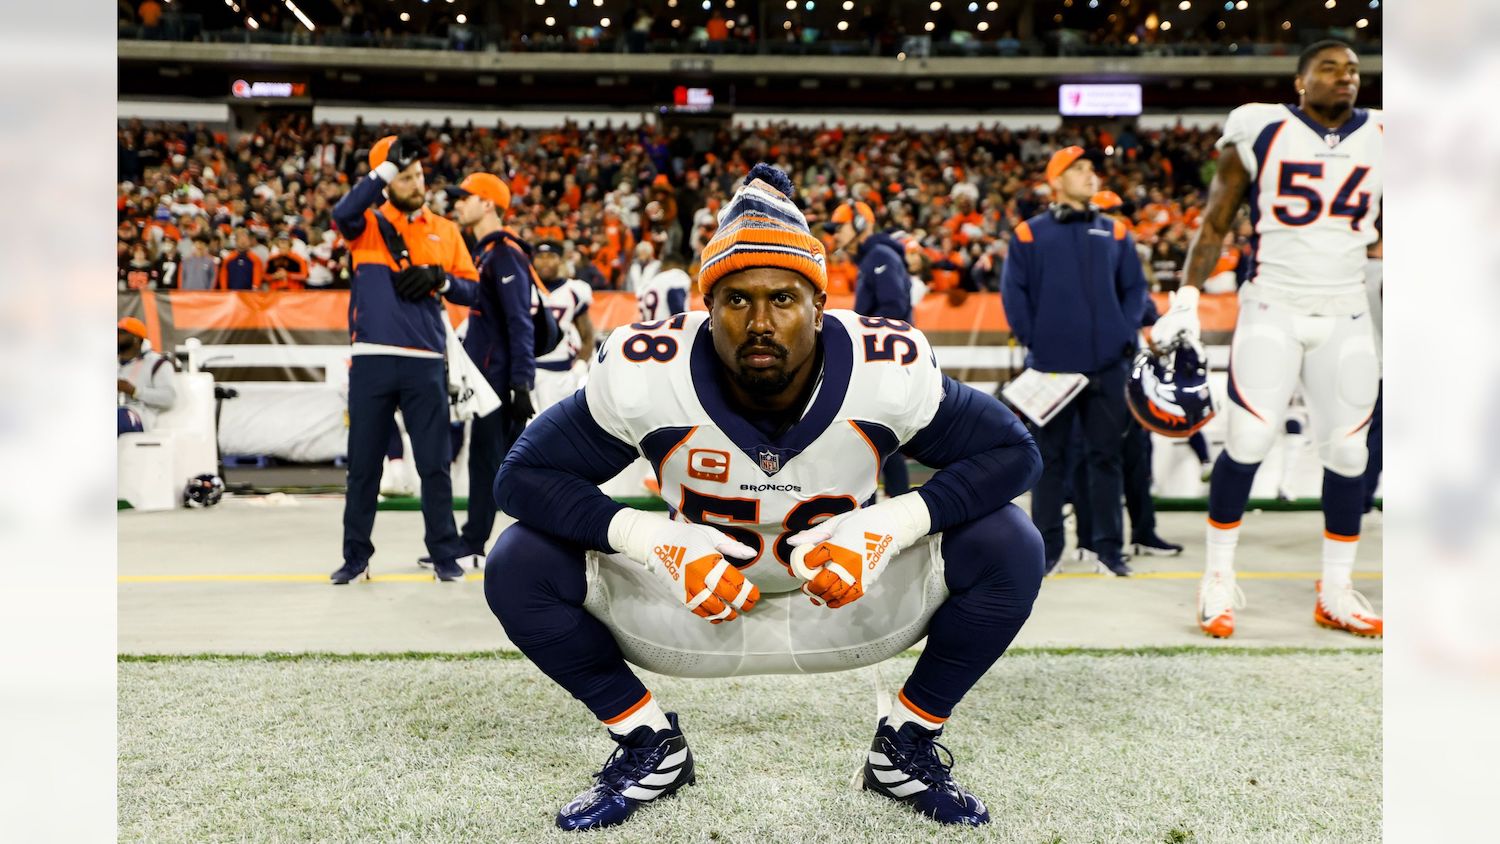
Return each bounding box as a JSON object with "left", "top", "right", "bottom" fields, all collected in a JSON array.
[
  {"left": 506, "top": 385, "right": 535, "bottom": 424},
  {"left": 386, "top": 135, "right": 424, "bottom": 172},
  {"left": 393, "top": 264, "right": 444, "bottom": 300}
]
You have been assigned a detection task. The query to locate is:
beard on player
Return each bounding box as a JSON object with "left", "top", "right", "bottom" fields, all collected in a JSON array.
[{"left": 730, "top": 337, "right": 793, "bottom": 396}]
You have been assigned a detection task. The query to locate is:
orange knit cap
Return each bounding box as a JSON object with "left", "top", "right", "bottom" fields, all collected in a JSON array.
[{"left": 697, "top": 163, "right": 827, "bottom": 298}]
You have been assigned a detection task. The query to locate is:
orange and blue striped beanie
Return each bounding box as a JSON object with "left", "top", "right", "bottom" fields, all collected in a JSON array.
[{"left": 697, "top": 163, "right": 827, "bottom": 297}]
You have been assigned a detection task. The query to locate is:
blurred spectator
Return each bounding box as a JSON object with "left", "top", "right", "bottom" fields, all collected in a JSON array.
[
  {"left": 265, "top": 233, "right": 310, "bottom": 291},
  {"left": 177, "top": 235, "right": 219, "bottom": 290},
  {"left": 624, "top": 241, "right": 659, "bottom": 294},
  {"left": 136, "top": 0, "right": 163, "bottom": 38},
  {"left": 217, "top": 229, "right": 265, "bottom": 291}
]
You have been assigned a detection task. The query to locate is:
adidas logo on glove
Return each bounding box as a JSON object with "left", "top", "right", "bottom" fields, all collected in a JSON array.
[
  {"left": 864, "top": 532, "right": 894, "bottom": 570},
  {"left": 653, "top": 544, "right": 686, "bottom": 578}
]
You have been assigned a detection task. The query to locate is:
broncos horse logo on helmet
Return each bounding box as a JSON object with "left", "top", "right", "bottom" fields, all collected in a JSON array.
[{"left": 1126, "top": 335, "right": 1215, "bottom": 438}]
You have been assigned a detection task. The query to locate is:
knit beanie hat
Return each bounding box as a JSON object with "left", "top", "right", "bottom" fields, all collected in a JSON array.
[{"left": 697, "top": 163, "right": 828, "bottom": 298}]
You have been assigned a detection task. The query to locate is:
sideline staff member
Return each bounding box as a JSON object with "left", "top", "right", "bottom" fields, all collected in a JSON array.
[
  {"left": 447, "top": 171, "right": 538, "bottom": 564},
  {"left": 1001, "top": 146, "right": 1148, "bottom": 576},
  {"left": 329, "top": 135, "right": 481, "bottom": 585},
  {"left": 828, "top": 199, "right": 914, "bottom": 496}
]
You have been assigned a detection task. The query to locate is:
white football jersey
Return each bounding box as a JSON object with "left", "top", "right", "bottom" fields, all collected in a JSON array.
[
  {"left": 1218, "top": 103, "right": 1382, "bottom": 305},
  {"left": 537, "top": 277, "right": 594, "bottom": 365},
  {"left": 636, "top": 268, "right": 693, "bottom": 322},
  {"left": 586, "top": 309, "right": 944, "bottom": 595}
]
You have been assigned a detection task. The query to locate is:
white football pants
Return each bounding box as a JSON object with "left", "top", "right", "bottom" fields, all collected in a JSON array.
[{"left": 1224, "top": 295, "right": 1379, "bottom": 477}]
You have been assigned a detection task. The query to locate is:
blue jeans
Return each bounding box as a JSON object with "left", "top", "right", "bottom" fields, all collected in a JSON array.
[{"left": 342, "top": 355, "right": 463, "bottom": 566}]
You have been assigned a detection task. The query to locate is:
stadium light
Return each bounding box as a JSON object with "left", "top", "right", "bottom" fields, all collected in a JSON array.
[
  {"left": 535, "top": 0, "right": 544, "bottom": 5},
  {"left": 672, "top": 18, "right": 681, "bottom": 27},
  {"left": 805, "top": 1, "right": 815, "bottom": 10},
  {"left": 1178, "top": 1, "right": 1191, "bottom": 10},
  {"left": 1355, "top": 17, "right": 1368, "bottom": 27},
  {"left": 987, "top": 1, "right": 998, "bottom": 10},
  {"left": 703, "top": 0, "right": 711, "bottom": 8},
  {"left": 837, "top": 20, "right": 848, "bottom": 30},
  {"left": 1369, "top": 0, "right": 1379, "bottom": 7},
  {"left": 785, "top": 0, "right": 794, "bottom": 8},
  {"left": 727, "top": 0, "right": 736, "bottom": 8},
  {"left": 246, "top": 15, "right": 260, "bottom": 28},
  {"left": 897, "top": 50, "right": 907, "bottom": 60},
  {"left": 1324, "top": 0, "right": 1335, "bottom": 7},
  {"left": 844, "top": 0, "right": 854, "bottom": 8},
  {"left": 601, "top": 16, "right": 611, "bottom": 26},
  {"left": 545, "top": 15, "right": 556, "bottom": 25},
  {"left": 1236, "top": 0, "right": 1248, "bottom": 8},
  {"left": 283, "top": 0, "right": 316, "bottom": 32},
  {"left": 977, "top": 20, "right": 989, "bottom": 31},
  {"left": 968, "top": 1, "right": 977, "bottom": 10},
  {"left": 924, "top": 20, "right": 935, "bottom": 31},
  {"left": 930, "top": 2, "right": 941, "bottom": 11},
  {"left": 1160, "top": 20, "right": 1172, "bottom": 30},
  {"left": 1217, "top": 20, "right": 1225, "bottom": 29},
  {"left": 456, "top": 13, "right": 466, "bottom": 22},
  {"left": 398, "top": 11, "right": 409, "bottom": 21},
  {"left": 1281, "top": 19, "right": 1291, "bottom": 28},
  {"left": 783, "top": 19, "right": 792, "bottom": 29},
  {"left": 594, "top": 0, "right": 603, "bottom": 6},
  {"left": 726, "top": 19, "right": 734, "bottom": 27},
  {"left": 1089, "top": 0, "right": 1098, "bottom": 7}
]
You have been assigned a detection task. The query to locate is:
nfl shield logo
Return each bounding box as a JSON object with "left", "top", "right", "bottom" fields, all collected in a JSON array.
[
  {"left": 758, "top": 449, "right": 780, "bottom": 474},
  {"left": 1324, "top": 132, "right": 1340, "bottom": 148}
]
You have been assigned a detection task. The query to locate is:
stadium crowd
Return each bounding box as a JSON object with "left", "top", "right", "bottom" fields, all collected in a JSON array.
[{"left": 117, "top": 115, "right": 1253, "bottom": 297}]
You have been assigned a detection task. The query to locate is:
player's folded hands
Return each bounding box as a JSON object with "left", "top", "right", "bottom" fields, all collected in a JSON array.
[
  {"left": 787, "top": 493, "right": 932, "bottom": 609},
  {"left": 608, "top": 509, "right": 760, "bottom": 624}
]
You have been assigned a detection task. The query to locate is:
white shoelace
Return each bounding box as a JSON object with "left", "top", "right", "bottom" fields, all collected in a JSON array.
[
  {"left": 1199, "top": 573, "right": 1246, "bottom": 617},
  {"left": 1323, "top": 584, "right": 1378, "bottom": 624}
]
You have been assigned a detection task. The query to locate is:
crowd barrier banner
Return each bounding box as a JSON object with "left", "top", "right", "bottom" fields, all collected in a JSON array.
[{"left": 119, "top": 289, "right": 1239, "bottom": 354}]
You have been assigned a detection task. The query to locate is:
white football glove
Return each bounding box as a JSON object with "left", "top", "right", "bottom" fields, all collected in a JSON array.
[
  {"left": 608, "top": 509, "right": 761, "bottom": 624},
  {"left": 786, "top": 493, "right": 932, "bottom": 609},
  {"left": 1151, "top": 285, "right": 1203, "bottom": 352}
]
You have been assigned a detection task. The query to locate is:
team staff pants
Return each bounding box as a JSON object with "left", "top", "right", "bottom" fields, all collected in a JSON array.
[
  {"left": 460, "top": 405, "right": 526, "bottom": 555},
  {"left": 1030, "top": 359, "right": 1130, "bottom": 563},
  {"left": 343, "top": 355, "right": 464, "bottom": 567}
]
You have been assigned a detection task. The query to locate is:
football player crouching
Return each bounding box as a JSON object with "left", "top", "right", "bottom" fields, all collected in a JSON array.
[{"left": 484, "top": 164, "right": 1045, "bottom": 830}]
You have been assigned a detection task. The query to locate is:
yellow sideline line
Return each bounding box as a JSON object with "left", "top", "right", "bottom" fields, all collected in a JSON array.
[{"left": 117, "top": 571, "right": 1381, "bottom": 584}]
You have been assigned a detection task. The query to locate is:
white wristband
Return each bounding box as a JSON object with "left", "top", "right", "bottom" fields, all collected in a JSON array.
[
  {"left": 373, "top": 161, "right": 399, "bottom": 183},
  {"left": 883, "top": 491, "right": 933, "bottom": 543}
]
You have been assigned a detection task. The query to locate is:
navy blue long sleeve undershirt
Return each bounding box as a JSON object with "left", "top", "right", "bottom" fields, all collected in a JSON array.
[
  {"left": 493, "top": 391, "right": 637, "bottom": 551},
  {"left": 903, "top": 376, "right": 1042, "bottom": 535},
  {"left": 495, "top": 375, "right": 1041, "bottom": 549}
]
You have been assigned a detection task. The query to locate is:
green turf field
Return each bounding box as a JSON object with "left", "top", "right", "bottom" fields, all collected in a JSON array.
[{"left": 119, "top": 649, "right": 1379, "bottom": 843}]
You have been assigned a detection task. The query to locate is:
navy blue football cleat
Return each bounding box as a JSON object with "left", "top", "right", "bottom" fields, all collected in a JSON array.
[
  {"left": 556, "top": 712, "right": 695, "bottom": 831},
  {"left": 863, "top": 717, "right": 990, "bottom": 826}
]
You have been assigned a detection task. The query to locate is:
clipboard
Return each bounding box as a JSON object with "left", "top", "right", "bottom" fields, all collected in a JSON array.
[{"left": 1000, "top": 369, "right": 1089, "bottom": 427}]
